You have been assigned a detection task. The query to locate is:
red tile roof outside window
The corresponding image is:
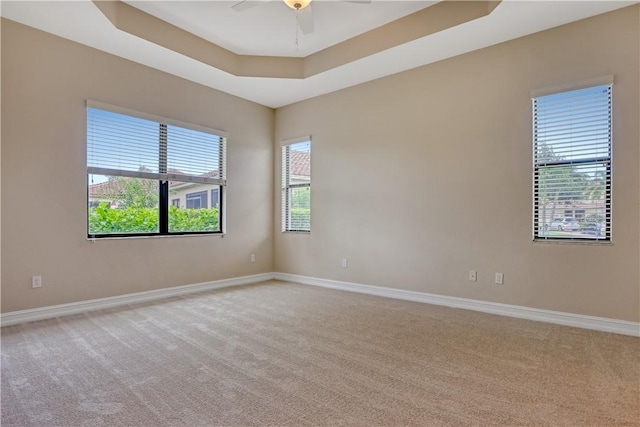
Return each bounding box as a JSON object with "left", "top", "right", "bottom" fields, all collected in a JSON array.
[
  {"left": 89, "top": 170, "right": 220, "bottom": 199},
  {"left": 289, "top": 150, "right": 310, "bottom": 178}
]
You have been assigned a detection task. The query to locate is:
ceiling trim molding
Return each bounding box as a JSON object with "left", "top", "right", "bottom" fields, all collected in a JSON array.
[
  {"left": 93, "top": 0, "right": 501, "bottom": 80},
  {"left": 305, "top": 0, "right": 501, "bottom": 76}
]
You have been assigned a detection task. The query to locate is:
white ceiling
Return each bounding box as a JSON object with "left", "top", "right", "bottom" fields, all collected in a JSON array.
[
  {"left": 1, "top": 1, "right": 637, "bottom": 108},
  {"left": 127, "top": 0, "right": 436, "bottom": 57}
]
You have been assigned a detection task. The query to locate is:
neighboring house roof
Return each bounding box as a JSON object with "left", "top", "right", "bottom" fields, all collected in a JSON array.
[
  {"left": 290, "top": 150, "right": 310, "bottom": 178},
  {"left": 89, "top": 169, "right": 220, "bottom": 198},
  {"left": 89, "top": 179, "right": 130, "bottom": 199}
]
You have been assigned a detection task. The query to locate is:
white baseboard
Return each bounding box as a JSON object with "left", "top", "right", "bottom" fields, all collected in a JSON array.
[
  {"left": 4, "top": 272, "right": 638, "bottom": 337},
  {"left": 1, "top": 273, "right": 275, "bottom": 327},
  {"left": 274, "top": 272, "right": 640, "bottom": 337}
]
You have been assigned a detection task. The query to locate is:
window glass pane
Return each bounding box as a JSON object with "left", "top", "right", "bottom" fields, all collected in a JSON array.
[
  {"left": 88, "top": 174, "right": 159, "bottom": 234},
  {"left": 535, "top": 164, "right": 609, "bottom": 239},
  {"left": 87, "top": 108, "right": 159, "bottom": 173},
  {"left": 288, "top": 141, "right": 311, "bottom": 184},
  {"left": 289, "top": 187, "right": 310, "bottom": 231},
  {"left": 534, "top": 86, "right": 610, "bottom": 163},
  {"left": 167, "top": 125, "right": 222, "bottom": 179},
  {"left": 169, "top": 183, "right": 220, "bottom": 232}
]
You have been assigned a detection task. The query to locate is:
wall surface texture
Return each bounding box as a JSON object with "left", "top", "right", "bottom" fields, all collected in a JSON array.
[
  {"left": 274, "top": 6, "right": 640, "bottom": 322},
  {"left": 0, "top": 14, "right": 3, "bottom": 312},
  {"left": 1, "top": 20, "right": 274, "bottom": 312},
  {"left": 2, "top": 7, "right": 639, "bottom": 322}
]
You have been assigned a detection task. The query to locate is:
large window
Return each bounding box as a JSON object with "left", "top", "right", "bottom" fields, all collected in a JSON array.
[
  {"left": 532, "top": 83, "right": 611, "bottom": 242},
  {"left": 87, "top": 102, "right": 226, "bottom": 237},
  {"left": 282, "top": 139, "right": 311, "bottom": 232}
]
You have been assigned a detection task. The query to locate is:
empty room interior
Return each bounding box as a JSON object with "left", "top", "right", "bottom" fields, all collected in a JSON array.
[{"left": 1, "top": 0, "right": 639, "bottom": 425}]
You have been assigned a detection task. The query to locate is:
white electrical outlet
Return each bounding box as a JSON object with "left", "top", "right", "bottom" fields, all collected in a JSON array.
[
  {"left": 32, "top": 276, "right": 42, "bottom": 288},
  {"left": 468, "top": 270, "right": 477, "bottom": 282},
  {"left": 250, "top": 254, "right": 255, "bottom": 263},
  {"left": 495, "top": 273, "right": 504, "bottom": 285},
  {"left": 341, "top": 258, "right": 348, "bottom": 268}
]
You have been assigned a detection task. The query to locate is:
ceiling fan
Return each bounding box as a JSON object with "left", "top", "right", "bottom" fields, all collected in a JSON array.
[{"left": 231, "top": 0, "right": 372, "bottom": 35}]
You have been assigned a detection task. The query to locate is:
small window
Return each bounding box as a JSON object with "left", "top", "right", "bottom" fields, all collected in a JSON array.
[
  {"left": 532, "top": 84, "right": 611, "bottom": 242},
  {"left": 211, "top": 189, "right": 220, "bottom": 208},
  {"left": 186, "top": 191, "right": 208, "bottom": 209},
  {"left": 282, "top": 139, "right": 311, "bottom": 232},
  {"left": 87, "top": 102, "right": 226, "bottom": 237}
]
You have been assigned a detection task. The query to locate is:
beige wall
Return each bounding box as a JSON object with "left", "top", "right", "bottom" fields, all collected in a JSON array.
[
  {"left": 274, "top": 6, "right": 640, "bottom": 322},
  {"left": 2, "top": 7, "right": 639, "bottom": 322},
  {"left": 1, "top": 19, "right": 274, "bottom": 312},
  {"left": 0, "top": 13, "right": 3, "bottom": 312}
]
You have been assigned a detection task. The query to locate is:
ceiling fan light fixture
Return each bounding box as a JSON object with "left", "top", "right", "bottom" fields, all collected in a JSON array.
[{"left": 283, "top": 0, "right": 311, "bottom": 10}]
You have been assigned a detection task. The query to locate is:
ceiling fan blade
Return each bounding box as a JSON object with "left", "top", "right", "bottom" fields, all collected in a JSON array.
[
  {"left": 232, "top": 0, "right": 270, "bottom": 12},
  {"left": 296, "top": 5, "right": 314, "bottom": 35}
]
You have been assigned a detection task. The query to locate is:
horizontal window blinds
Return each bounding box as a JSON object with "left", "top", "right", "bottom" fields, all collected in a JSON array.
[
  {"left": 533, "top": 84, "right": 611, "bottom": 241},
  {"left": 87, "top": 107, "right": 226, "bottom": 186},
  {"left": 87, "top": 104, "right": 226, "bottom": 236},
  {"left": 282, "top": 140, "right": 311, "bottom": 232}
]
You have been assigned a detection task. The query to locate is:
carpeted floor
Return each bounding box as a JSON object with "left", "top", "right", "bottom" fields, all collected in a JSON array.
[{"left": 1, "top": 280, "right": 639, "bottom": 426}]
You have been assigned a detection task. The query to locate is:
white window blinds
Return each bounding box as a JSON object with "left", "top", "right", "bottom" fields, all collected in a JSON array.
[
  {"left": 533, "top": 84, "right": 611, "bottom": 241},
  {"left": 282, "top": 140, "right": 311, "bottom": 232},
  {"left": 87, "top": 105, "right": 226, "bottom": 186},
  {"left": 86, "top": 102, "right": 226, "bottom": 236}
]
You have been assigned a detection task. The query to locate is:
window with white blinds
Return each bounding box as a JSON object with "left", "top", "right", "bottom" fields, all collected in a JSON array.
[
  {"left": 282, "top": 140, "right": 311, "bottom": 232},
  {"left": 87, "top": 102, "right": 226, "bottom": 237},
  {"left": 532, "top": 84, "right": 611, "bottom": 242}
]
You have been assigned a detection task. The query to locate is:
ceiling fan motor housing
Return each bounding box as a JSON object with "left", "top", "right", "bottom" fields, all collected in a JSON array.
[{"left": 284, "top": 0, "right": 311, "bottom": 10}]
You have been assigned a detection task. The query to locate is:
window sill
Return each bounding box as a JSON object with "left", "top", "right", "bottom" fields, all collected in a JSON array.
[
  {"left": 532, "top": 238, "right": 611, "bottom": 246},
  {"left": 87, "top": 233, "right": 225, "bottom": 241}
]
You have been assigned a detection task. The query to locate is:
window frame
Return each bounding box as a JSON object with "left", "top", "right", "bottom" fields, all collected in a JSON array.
[
  {"left": 531, "top": 78, "right": 612, "bottom": 243},
  {"left": 86, "top": 101, "right": 227, "bottom": 238},
  {"left": 281, "top": 137, "right": 311, "bottom": 233}
]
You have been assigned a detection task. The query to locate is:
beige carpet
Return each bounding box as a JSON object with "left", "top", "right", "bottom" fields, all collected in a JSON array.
[{"left": 1, "top": 280, "right": 638, "bottom": 426}]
